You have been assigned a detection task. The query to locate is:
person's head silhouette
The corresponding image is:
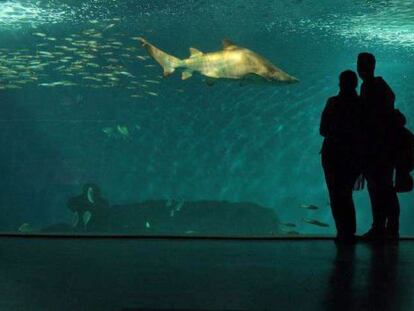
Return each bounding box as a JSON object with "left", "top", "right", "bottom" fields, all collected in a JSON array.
[
  {"left": 339, "top": 70, "right": 358, "bottom": 95},
  {"left": 357, "top": 52, "right": 376, "bottom": 81}
]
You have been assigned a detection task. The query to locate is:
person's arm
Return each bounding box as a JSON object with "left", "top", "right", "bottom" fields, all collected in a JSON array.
[
  {"left": 353, "top": 175, "right": 365, "bottom": 191},
  {"left": 320, "top": 99, "right": 334, "bottom": 137},
  {"left": 384, "top": 80, "right": 395, "bottom": 109},
  {"left": 377, "top": 78, "right": 395, "bottom": 111},
  {"left": 360, "top": 82, "right": 367, "bottom": 101},
  {"left": 393, "top": 109, "right": 406, "bottom": 128}
]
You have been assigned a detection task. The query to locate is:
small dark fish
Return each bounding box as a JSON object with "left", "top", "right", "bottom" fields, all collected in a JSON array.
[
  {"left": 303, "top": 219, "right": 330, "bottom": 227},
  {"left": 300, "top": 204, "right": 319, "bottom": 210},
  {"left": 280, "top": 222, "right": 297, "bottom": 228}
]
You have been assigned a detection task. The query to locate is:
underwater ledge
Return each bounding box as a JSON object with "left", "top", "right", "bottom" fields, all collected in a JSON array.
[
  {"left": 17, "top": 200, "right": 290, "bottom": 236},
  {"left": 2, "top": 233, "right": 414, "bottom": 240}
]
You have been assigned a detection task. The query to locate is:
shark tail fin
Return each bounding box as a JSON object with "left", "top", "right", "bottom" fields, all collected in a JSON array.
[{"left": 138, "top": 37, "right": 182, "bottom": 77}]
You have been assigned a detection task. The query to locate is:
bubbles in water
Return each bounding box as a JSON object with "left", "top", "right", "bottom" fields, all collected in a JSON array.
[{"left": 0, "top": 1, "right": 65, "bottom": 28}]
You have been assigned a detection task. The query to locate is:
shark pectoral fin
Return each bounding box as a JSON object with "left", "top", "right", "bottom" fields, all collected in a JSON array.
[
  {"left": 164, "top": 69, "right": 174, "bottom": 77},
  {"left": 182, "top": 70, "right": 193, "bottom": 80},
  {"left": 189, "top": 47, "right": 203, "bottom": 57}
]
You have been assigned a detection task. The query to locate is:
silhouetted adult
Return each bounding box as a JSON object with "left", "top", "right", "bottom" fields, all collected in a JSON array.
[
  {"left": 357, "top": 52, "right": 400, "bottom": 241},
  {"left": 321, "top": 70, "right": 362, "bottom": 243},
  {"left": 67, "top": 183, "right": 109, "bottom": 232}
]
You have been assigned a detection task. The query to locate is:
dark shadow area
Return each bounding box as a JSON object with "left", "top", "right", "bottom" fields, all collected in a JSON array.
[
  {"left": 324, "top": 243, "right": 413, "bottom": 311},
  {"left": 359, "top": 244, "right": 401, "bottom": 311},
  {"left": 0, "top": 239, "right": 413, "bottom": 311},
  {"left": 324, "top": 245, "right": 357, "bottom": 310}
]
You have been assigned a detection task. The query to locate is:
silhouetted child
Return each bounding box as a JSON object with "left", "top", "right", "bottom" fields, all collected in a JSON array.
[
  {"left": 67, "top": 183, "right": 109, "bottom": 232},
  {"left": 320, "top": 70, "right": 362, "bottom": 243},
  {"left": 357, "top": 52, "right": 400, "bottom": 241}
]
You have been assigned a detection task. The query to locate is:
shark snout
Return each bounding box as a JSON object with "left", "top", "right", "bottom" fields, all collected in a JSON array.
[
  {"left": 268, "top": 69, "right": 299, "bottom": 84},
  {"left": 287, "top": 76, "right": 299, "bottom": 83},
  {"left": 280, "top": 72, "right": 299, "bottom": 83},
  {"left": 272, "top": 75, "right": 299, "bottom": 84}
]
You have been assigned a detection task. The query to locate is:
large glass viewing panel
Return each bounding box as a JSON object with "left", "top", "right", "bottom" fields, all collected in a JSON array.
[{"left": 0, "top": 0, "right": 413, "bottom": 236}]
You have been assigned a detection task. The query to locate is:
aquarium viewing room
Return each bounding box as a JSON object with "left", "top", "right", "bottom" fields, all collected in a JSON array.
[{"left": 0, "top": 0, "right": 413, "bottom": 310}]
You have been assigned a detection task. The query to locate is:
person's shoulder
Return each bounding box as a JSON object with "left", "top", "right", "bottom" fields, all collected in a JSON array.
[
  {"left": 360, "top": 81, "right": 367, "bottom": 91},
  {"left": 327, "top": 95, "right": 339, "bottom": 105},
  {"left": 375, "top": 77, "right": 395, "bottom": 94},
  {"left": 375, "top": 76, "right": 389, "bottom": 86},
  {"left": 323, "top": 97, "right": 337, "bottom": 112}
]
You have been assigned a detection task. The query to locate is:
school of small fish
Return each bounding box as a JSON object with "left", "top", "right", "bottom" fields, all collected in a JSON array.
[
  {"left": 278, "top": 203, "right": 330, "bottom": 235},
  {"left": 0, "top": 19, "right": 165, "bottom": 99}
]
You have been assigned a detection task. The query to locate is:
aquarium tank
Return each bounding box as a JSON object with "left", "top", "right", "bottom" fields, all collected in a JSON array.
[{"left": 0, "top": 0, "right": 413, "bottom": 237}]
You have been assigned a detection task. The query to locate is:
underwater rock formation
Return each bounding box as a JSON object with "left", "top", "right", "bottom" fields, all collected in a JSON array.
[
  {"left": 109, "top": 200, "right": 280, "bottom": 236},
  {"left": 30, "top": 200, "right": 280, "bottom": 235}
]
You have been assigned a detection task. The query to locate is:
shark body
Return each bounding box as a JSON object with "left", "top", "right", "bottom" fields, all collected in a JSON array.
[{"left": 138, "top": 37, "right": 298, "bottom": 85}]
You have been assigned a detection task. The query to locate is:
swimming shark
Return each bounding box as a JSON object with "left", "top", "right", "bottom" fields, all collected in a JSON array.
[{"left": 138, "top": 37, "right": 299, "bottom": 85}]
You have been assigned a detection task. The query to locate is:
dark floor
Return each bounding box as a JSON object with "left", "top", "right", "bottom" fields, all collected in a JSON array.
[{"left": 0, "top": 237, "right": 413, "bottom": 311}]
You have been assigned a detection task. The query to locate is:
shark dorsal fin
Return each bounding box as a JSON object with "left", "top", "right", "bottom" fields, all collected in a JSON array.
[
  {"left": 189, "top": 47, "right": 203, "bottom": 57},
  {"left": 222, "top": 39, "right": 239, "bottom": 50}
]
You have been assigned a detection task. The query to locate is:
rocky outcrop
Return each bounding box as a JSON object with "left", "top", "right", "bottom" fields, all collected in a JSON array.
[
  {"left": 35, "top": 200, "right": 279, "bottom": 236},
  {"left": 108, "top": 200, "right": 280, "bottom": 236}
]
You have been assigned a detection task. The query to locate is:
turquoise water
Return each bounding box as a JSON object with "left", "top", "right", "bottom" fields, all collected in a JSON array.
[{"left": 0, "top": 0, "right": 413, "bottom": 235}]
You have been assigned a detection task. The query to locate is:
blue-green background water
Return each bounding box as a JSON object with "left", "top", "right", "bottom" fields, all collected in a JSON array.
[{"left": 0, "top": 0, "right": 413, "bottom": 235}]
